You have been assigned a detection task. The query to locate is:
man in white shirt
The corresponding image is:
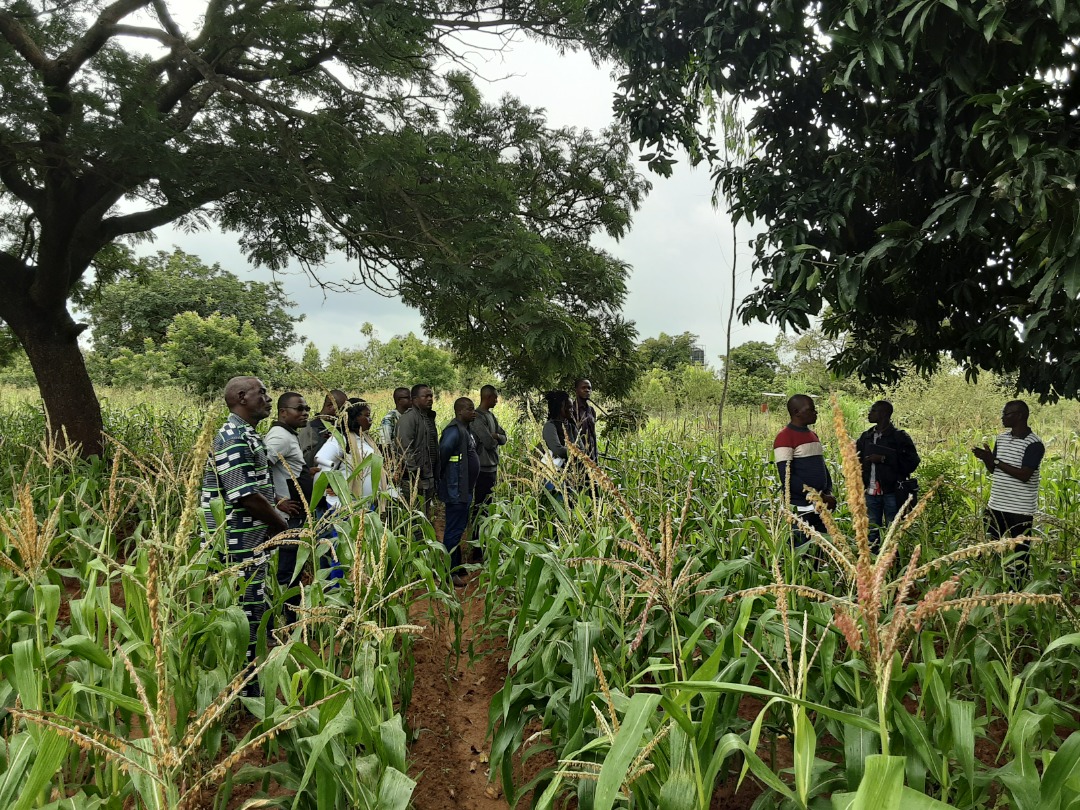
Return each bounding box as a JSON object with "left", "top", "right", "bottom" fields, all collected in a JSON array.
[
  {"left": 972, "top": 400, "right": 1044, "bottom": 573},
  {"left": 264, "top": 392, "right": 313, "bottom": 620}
]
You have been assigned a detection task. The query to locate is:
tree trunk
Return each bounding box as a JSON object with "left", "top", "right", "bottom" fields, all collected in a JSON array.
[{"left": 5, "top": 305, "right": 103, "bottom": 458}]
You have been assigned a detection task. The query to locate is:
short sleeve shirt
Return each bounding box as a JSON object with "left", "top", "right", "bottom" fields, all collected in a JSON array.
[
  {"left": 201, "top": 414, "right": 275, "bottom": 558},
  {"left": 988, "top": 431, "right": 1044, "bottom": 515}
]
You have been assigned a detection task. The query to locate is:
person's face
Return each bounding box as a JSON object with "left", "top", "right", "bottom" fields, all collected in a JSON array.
[
  {"left": 868, "top": 402, "right": 885, "bottom": 423},
  {"left": 394, "top": 391, "right": 412, "bottom": 412},
  {"left": 280, "top": 396, "right": 311, "bottom": 429},
  {"left": 797, "top": 399, "right": 817, "bottom": 425},
  {"left": 243, "top": 379, "right": 272, "bottom": 422},
  {"left": 357, "top": 408, "right": 372, "bottom": 432},
  {"left": 458, "top": 400, "right": 477, "bottom": 423},
  {"left": 485, "top": 391, "right": 499, "bottom": 409},
  {"left": 414, "top": 388, "right": 434, "bottom": 411},
  {"left": 1002, "top": 404, "right": 1025, "bottom": 429},
  {"left": 560, "top": 399, "right": 572, "bottom": 420},
  {"left": 575, "top": 380, "right": 592, "bottom": 400}
]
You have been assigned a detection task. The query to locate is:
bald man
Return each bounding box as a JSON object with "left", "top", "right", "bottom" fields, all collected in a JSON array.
[{"left": 201, "top": 376, "right": 292, "bottom": 692}]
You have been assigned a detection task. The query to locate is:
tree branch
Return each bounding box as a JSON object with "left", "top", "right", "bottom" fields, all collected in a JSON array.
[
  {"left": 0, "top": 11, "right": 49, "bottom": 69},
  {"left": 48, "top": 0, "right": 153, "bottom": 86}
]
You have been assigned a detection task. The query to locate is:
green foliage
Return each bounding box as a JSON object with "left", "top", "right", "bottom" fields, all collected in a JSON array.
[
  {"left": 723, "top": 340, "right": 782, "bottom": 405},
  {"left": 85, "top": 248, "right": 301, "bottom": 371},
  {"left": 0, "top": 0, "right": 645, "bottom": 449},
  {"left": 321, "top": 330, "right": 462, "bottom": 395},
  {"left": 109, "top": 339, "right": 177, "bottom": 390},
  {"left": 637, "top": 331, "right": 700, "bottom": 372},
  {"left": 602, "top": 0, "right": 1080, "bottom": 399},
  {"left": 162, "top": 311, "right": 265, "bottom": 396}
]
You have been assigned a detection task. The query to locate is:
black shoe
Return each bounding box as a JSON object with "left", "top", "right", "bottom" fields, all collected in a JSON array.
[{"left": 451, "top": 573, "right": 468, "bottom": 589}]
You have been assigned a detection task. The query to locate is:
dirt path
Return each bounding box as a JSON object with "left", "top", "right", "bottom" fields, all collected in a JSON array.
[{"left": 407, "top": 578, "right": 512, "bottom": 810}]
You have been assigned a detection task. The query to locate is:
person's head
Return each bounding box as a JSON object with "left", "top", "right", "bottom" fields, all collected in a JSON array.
[
  {"left": 479, "top": 384, "right": 498, "bottom": 409},
  {"left": 786, "top": 394, "right": 817, "bottom": 427},
  {"left": 411, "top": 384, "right": 434, "bottom": 411},
  {"left": 393, "top": 387, "right": 412, "bottom": 413},
  {"left": 320, "top": 389, "right": 348, "bottom": 416},
  {"left": 454, "top": 397, "right": 477, "bottom": 423},
  {"left": 574, "top": 378, "right": 592, "bottom": 401},
  {"left": 224, "top": 376, "right": 272, "bottom": 425},
  {"left": 546, "top": 390, "right": 571, "bottom": 421},
  {"left": 277, "top": 392, "right": 310, "bottom": 429},
  {"left": 1002, "top": 399, "right": 1029, "bottom": 431},
  {"left": 345, "top": 401, "right": 372, "bottom": 434},
  {"left": 868, "top": 400, "right": 894, "bottom": 425}
]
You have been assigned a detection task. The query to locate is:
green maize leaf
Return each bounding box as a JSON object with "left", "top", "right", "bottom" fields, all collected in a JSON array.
[
  {"left": 13, "top": 691, "right": 77, "bottom": 810},
  {"left": 12, "top": 639, "right": 40, "bottom": 715},
  {"left": 377, "top": 766, "right": 415, "bottom": 810},
  {"left": 378, "top": 717, "right": 407, "bottom": 774},
  {"left": 592, "top": 692, "right": 662, "bottom": 810},
  {"left": 841, "top": 754, "right": 905, "bottom": 810},
  {"left": 844, "top": 717, "right": 879, "bottom": 790},
  {"left": 947, "top": 699, "right": 975, "bottom": 789},
  {"left": 70, "top": 683, "right": 144, "bottom": 714},
  {"left": 1041, "top": 731, "right": 1080, "bottom": 808},
  {"left": 658, "top": 768, "right": 697, "bottom": 810},
  {"left": 794, "top": 705, "right": 817, "bottom": 808},
  {"left": 59, "top": 634, "right": 111, "bottom": 669},
  {"left": 892, "top": 699, "right": 946, "bottom": 785},
  {"left": 4, "top": 610, "right": 35, "bottom": 626},
  {"left": 0, "top": 733, "right": 35, "bottom": 809},
  {"left": 665, "top": 680, "right": 879, "bottom": 732},
  {"left": 36, "top": 583, "right": 61, "bottom": 639}
]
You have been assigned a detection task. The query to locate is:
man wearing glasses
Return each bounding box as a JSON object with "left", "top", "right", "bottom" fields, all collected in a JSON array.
[
  {"left": 265, "top": 392, "right": 313, "bottom": 622},
  {"left": 972, "top": 400, "right": 1044, "bottom": 571}
]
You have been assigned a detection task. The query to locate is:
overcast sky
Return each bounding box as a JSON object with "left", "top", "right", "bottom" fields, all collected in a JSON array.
[{"left": 149, "top": 32, "right": 779, "bottom": 366}]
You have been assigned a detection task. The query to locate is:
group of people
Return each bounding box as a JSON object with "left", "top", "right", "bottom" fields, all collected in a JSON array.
[
  {"left": 773, "top": 394, "right": 1044, "bottom": 565},
  {"left": 199, "top": 376, "right": 518, "bottom": 685}
]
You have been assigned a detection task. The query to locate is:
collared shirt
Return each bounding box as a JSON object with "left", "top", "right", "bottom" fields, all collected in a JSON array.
[
  {"left": 380, "top": 408, "right": 403, "bottom": 448},
  {"left": 201, "top": 413, "right": 275, "bottom": 559},
  {"left": 265, "top": 419, "right": 313, "bottom": 505}
]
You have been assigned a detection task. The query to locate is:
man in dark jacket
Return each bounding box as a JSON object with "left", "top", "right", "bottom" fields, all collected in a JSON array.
[
  {"left": 469, "top": 384, "right": 507, "bottom": 527},
  {"left": 856, "top": 400, "right": 920, "bottom": 551},
  {"left": 299, "top": 389, "right": 347, "bottom": 467},
  {"left": 438, "top": 397, "right": 479, "bottom": 587},
  {"left": 395, "top": 384, "right": 438, "bottom": 515}
]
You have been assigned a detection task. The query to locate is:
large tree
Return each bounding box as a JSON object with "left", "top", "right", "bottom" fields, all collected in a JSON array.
[
  {"left": 0, "top": 0, "right": 646, "bottom": 455},
  {"left": 600, "top": 0, "right": 1080, "bottom": 398}
]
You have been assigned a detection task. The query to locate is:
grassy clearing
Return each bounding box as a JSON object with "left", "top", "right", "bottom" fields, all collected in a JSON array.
[{"left": 1, "top": 386, "right": 1078, "bottom": 809}]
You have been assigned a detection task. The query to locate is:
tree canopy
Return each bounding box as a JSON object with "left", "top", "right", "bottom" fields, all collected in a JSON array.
[
  {"left": 85, "top": 248, "right": 301, "bottom": 368},
  {"left": 600, "top": 0, "right": 1080, "bottom": 398},
  {"left": 0, "top": 0, "right": 646, "bottom": 454},
  {"left": 636, "top": 331, "right": 699, "bottom": 372}
]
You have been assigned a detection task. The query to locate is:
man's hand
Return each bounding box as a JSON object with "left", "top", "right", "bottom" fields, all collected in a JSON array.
[
  {"left": 276, "top": 498, "right": 303, "bottom": 516},
  {"left": 822, "top": 494, "right": 837, "bottom": 510},
  {"left": 972, "top": 444, "right": 994, "bottom": 463},
  {"left": 867, "top": 454, "right": 887, "bottom": 464}
]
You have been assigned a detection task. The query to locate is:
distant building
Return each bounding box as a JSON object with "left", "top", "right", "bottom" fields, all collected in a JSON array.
[{"left": 690, "top": 344, "right": 705, "bottom": 366}]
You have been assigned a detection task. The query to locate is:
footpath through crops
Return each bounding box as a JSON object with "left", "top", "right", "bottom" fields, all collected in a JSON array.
[{"left": 0, "top": 391, "right": 1078, "bottom": 809}]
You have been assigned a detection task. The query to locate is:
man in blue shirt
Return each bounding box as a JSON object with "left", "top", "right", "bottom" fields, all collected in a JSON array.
[{"left": 438, "top": 397, "right": 479, "bottom": 588}]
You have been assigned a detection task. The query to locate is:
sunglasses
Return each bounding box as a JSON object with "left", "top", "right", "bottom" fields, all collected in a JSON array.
[{"left": 284, "top": 405, "right": 311, "bottom": 412}]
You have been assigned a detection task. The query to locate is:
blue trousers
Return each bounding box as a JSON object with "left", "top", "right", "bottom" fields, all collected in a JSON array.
[
  {"left": 866, "top": 492, "right": 899, "bottom": 552},
  {"left": 444, "top": 502, "right": 469, "bottom": 572}
]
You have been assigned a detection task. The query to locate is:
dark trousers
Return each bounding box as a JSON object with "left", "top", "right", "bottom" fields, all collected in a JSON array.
[
  {"left": 444, "top": 502, "right": 469, "bottom": 572},
  {"left": 986, "top": 508, "right": 1033, "bottom": 575},
  {"left": 866, "top": 492, "right": 900, "bottom": 553},
  {"left": 471, "top": 470, "right": 497, "bottom": 523}
]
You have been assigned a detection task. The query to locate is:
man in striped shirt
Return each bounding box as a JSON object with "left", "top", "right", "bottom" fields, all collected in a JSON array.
[
  {"left": 773, "top": 394, "right": 835, "bottom": 552},
  {"left": 972, "top": 400, "right": 1044, "bottom": 568},
  {"left": 201, "top": 376, "right": 292, "bottom": 679}
]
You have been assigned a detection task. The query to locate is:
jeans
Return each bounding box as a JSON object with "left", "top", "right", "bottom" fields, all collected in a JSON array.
[
  {"left": 866, "top": 491, "right": 899, "bottom": 553},
  {"left": 443, "top": 502, "right": 469, "bottom": 572}
]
